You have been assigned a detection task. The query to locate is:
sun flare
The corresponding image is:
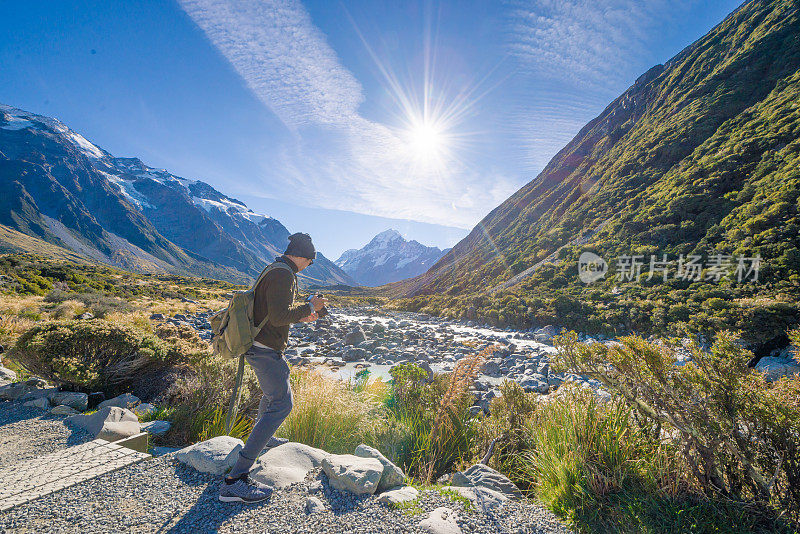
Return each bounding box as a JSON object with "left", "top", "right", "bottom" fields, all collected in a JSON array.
[{"left": 406, "top": 119, "right": 448, "bottom": 162}]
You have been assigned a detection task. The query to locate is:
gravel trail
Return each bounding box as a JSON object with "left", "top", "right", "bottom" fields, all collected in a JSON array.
[
  {"left": 0, "top": 452, "right": 571, "bottom": 534},
  {"left": 0, "top": 401, "right": 92, "bottom": 470}
]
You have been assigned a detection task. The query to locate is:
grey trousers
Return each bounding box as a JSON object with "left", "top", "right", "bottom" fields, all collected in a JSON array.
[{"left": 228, "top": 345, "right": 293, "bottom": 478}]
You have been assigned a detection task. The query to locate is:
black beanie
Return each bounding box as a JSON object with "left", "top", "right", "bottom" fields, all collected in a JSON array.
[{"left": 284, "top": 232, "right": 316, "bottom": 259}]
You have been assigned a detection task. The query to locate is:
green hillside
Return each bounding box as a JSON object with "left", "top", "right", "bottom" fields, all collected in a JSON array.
[{"left": 392, "top": 0, "right": 800, "bottom": 350}]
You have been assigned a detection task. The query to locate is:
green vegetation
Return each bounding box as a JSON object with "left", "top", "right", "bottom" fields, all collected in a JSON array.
[{"left": 390, "top": 0, "right": 800, "bottom": 351}]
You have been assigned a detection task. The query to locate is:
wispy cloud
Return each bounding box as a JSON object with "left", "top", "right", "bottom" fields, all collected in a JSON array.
[
  {"left": 502, "top": 0, "right": 697, "bottom": 174},
  {"left": 178, "top": 0, "right": 512, "bottom": 228}
]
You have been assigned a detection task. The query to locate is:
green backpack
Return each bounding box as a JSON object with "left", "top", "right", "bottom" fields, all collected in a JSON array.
[{"left": 210, "top": 261, "right": 296, "bottom": 360}]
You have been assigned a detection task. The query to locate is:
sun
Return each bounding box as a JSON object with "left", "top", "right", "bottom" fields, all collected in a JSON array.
[{"left": 406, "top": 119, "right": 447, "bottom": 162}]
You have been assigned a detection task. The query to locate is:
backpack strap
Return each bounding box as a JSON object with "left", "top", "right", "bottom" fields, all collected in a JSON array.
[{"left": 253, "top": 261, "right": 298, "bottom": 331}]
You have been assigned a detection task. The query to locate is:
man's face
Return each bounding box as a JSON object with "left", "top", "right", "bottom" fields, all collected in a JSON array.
[{"left": 300, "top": 257, "right": 314, "bottom": 271}]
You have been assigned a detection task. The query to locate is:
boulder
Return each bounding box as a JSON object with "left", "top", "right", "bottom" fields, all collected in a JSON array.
[
  {"left": 305, "top": 496, "right": 325, "bottom": 514},
  {"left": 175, "top": 436, "right": 244, "bottom": 476},
  {"left": 250, "top": 442, "right": 329, "bottom": 488},
  {"left": 755, "top": 357, "right": 800, "bottom": 382},
  {"left": 19, "top": 387, "right": 59, "bottom": 403},
  {"left": 451, "top": 463, "right": 522, "bottom": 499},
  {"left": 321, "top": 454, "right": 384, "bottom": 495},
  {"left": 50, "top": 405, "right": 79, "bottom": 415},
  {"left": 377, "top": 486, "right": 419, "bottom": 505},
  {"left": 98, "top": 393, "right": 140, "bottom": 410},
  {"left": 65, "top": 406, "right": 140, "bottom": 442},
  {"left": 480, "top": 359, "right": 502, "bottom": 377},
  {"left": 0, "top": 366, "right": 16, "bottom": 382},
  {"left": 141, "top": 420, "right": 171, "bottom": 435},
  {"left": 354, "top": 443, "right": 405, "bottom": 492},
  {"left": 344, "top": 327, "right": 367, "bottom": 346},
  {"left": 23, "top": 397, "right": 50, "bottom": 410},
  {"left": 442, "top": 485, "right": 507, "bottom": 512},
  {"left": 342, "top": 347, "right": 368, "bottom": 362},
  {"left": 0, "top": 383, "right": 30, "bottom": 401},
  {"left": 51, "top": 391, "right": 88, "bottom": 412},
  {"left": 418, "top": 507, "right": 461, "bottom": 534}
]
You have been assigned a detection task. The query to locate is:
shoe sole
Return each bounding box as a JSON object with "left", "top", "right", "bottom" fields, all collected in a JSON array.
[{"left": 219, "top": 494, "right": 271, "bottom": 503}]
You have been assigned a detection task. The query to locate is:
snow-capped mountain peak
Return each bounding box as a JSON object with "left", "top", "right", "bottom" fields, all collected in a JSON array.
[{"left": 335, "top": 229, "right": 447, "bottom": 287}]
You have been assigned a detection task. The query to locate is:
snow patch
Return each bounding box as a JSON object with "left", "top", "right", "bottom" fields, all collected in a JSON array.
[
  {"left": 101, "top": 172, "right": 155, "bottom": 210},
  {"left": 1, "top": 116, "right": 34, "bottom": 131}
]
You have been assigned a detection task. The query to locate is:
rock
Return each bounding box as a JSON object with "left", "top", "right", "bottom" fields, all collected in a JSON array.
[
  {"left": 78, "top": 312, "right": 94, "bottom": 320},
  {"left": 65, "top": 406, "right": 141, "bottom": 442},
  {"left": 133, "top": 403, "right": 157, "bottom": 417},
  {"left": 451, "top": 463, "right": 522, "bottom": 499},
  {"left": 23, "top": 397, "right": 50, "bottom": 410},
  {"left": 321, "top": 454, "right": 384, "bottom": 495},
  {"left": 344, "top": 327, "right": 367, "bottom": 346},
  {"left": 342, "top": 347, "right": 368, "bottom": 362},
  {"left": 141, "top": 420, "right": 171, "bottom": 435},
  {"left": 0, "top": 366, "right": 16, "bottom": 382},
  {"left": 98, "top": 393, "right": 140, "bottom": 409},
  {"left": 755, "top": 357, "right": 800, "bottom": 382},
  {"left": 50, "top": 405, "right": 79, "bottom": 415},
  {"left": 0, "top": 383, "right": 30, "bottom": 401},
  {"left": 19, "top": 387, "right": 58, "bottom": 403},
  {"left": 51, "top": 391, "right": 88, "bottom": 412},
  {"left": 305, "top": 496, "right": 325, "bottom": 514},
  {"left": 149, "top": 313, "right": 165, "bottom": 320},
  {"left": 175, "top": 436, "right": 244, "bottom": 476},
  {"left": 26, "top": 377, "right": 48, "bottom": 388},
  {"left": 354, "top": 443, "right": 405, "bottom": 492},
  {"left": 418, "top": 507, "right": 461, "bottom": 534},
  {"left": 480, "top": 359, "right": 502, "bottom": 377},
  {"left": 377, "top": 486, "right": 419, "bottom": 505},
  {"left": 443, "top": 485, "right": 507, "bottom": 512},
  {"left": 518, "top": 375, "right": 549, "bottom": 394},
  {"left": 250, "top": 443, "right": 329, "bottom": 488}
]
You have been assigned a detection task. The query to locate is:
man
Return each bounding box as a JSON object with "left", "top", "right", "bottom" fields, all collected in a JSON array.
[{"left": 219, "top": 232, "right": 328, "bottom": 503}]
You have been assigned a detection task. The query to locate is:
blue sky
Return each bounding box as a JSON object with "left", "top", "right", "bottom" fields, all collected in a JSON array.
[{"left": 0, "top": 0, "right": 742, "bottom": 259}]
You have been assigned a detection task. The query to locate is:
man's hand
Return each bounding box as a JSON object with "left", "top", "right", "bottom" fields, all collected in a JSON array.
[
  {"left": 309, "top": 295, "right": 328, "bottom": 312},
  {"left": 300, "top": 312, "right": 318, "bottom": 323}
]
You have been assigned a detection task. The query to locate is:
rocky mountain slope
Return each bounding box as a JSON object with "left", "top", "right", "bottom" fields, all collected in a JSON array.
[
  {"left": 335, "top": 229, "right": 447, "bottom": 286},
  {"left": 0, "top": 104, "right": 354, "bottom": 286},
  {"left": 392, "top": 0, "right": 800, "bottom": 349}
]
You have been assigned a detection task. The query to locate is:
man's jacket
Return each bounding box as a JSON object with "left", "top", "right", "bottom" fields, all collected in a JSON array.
[{"left": 252, "top": 256, "right": 311, "bottom": 352}]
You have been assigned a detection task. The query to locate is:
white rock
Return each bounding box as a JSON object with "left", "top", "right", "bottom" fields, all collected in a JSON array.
[
  {"left": 354, "top": 443, "right": 405, "bottom": 492},
  {"left": 305, "top": 496, "right": 325, "bottom": 514},
  {"left": 250, "top": 443, "right": 329, "bottom": 488},
  {"left": 99, "top": 393, "right": 140, "bottom": 410},
  {"left": 23, "top": 397, "right": 50, "bottom": 410},
  {"left": 418, "top": 507, "right": 461, "bottom": 534},
  {"left": 321, "top": 454, "right": 384, "bottom": 495},
  {"left": 141, "top": 420, "right": 171, "bottom": 435},
  {"left": 175, "top": 436, "right": 244, "bottom": 476},
  {"left": 50, "top": 405, "right": 79, "bottom": 415},
  {"left": 0, "top": 366, "right": 16, "bottom": 382},
  {"left": 65, "top": 406, "right": 140, "bottom": 442},
  {"left": 377, "top": 486, "right": 419, "bottom": 505},
  {"left": 51, "top": 391, "right": 88, "bottom": 412}
]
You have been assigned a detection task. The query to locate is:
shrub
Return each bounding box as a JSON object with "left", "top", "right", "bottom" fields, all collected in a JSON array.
[
  {"left": 11, "top": 319, "right": 181, "bottom": 392},
  {"left": 275, "top": 369, "right": 392, "bottom": 454},
  {"left": 552, "top": 330, "right": 800, "bottom": 518}
]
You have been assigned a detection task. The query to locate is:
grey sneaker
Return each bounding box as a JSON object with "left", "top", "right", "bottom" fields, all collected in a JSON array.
[{"left": 219, "top": 475, "right": 273, "bottom": 503}]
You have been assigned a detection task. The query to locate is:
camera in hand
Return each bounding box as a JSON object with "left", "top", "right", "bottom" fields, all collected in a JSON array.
[{"left": 315, "top": 293, "right": 329, "bottom": 318}]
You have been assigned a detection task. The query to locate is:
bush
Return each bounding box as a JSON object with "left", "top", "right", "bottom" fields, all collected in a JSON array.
[
  {"left": 11, "top": 319, "right": 181, "bottom": 392},
  {"left": 553, "top": 330, "right": 800, "bottom": 519}
]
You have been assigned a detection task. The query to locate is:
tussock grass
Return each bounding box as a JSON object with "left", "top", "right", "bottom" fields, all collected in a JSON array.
[{"left": 275, "top": 369, "right": 392, "bottom": 454}]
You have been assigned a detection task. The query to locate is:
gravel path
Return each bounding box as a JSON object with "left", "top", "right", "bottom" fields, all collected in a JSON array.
[
  {"left": 0, "top": 453, "right": 572, "bottom": 534},
  {"left": 0, "top": 401, "right": 92, "bottom": 470}
]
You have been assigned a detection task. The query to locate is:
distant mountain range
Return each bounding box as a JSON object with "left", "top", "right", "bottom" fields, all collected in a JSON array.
[
  {"left": 335, "top": 229, "right": 447, "bottom": 286},
  {"left": 0, "top": 103, "right": 355, "bottom": 286}
]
